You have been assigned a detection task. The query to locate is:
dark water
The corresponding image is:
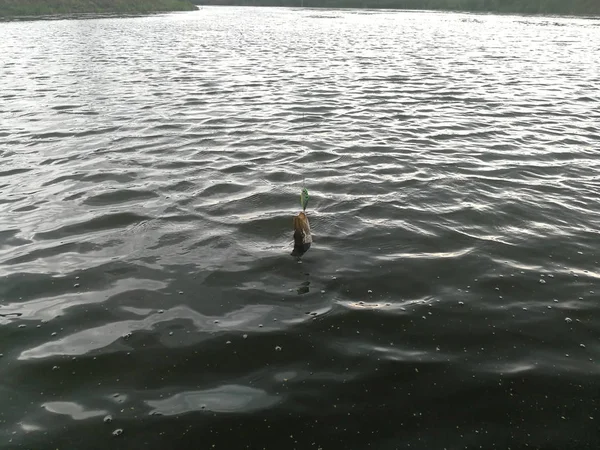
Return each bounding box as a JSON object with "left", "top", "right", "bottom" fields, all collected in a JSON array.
[{"left": 1, "top": 6, "right": 600, "bottom": 449}]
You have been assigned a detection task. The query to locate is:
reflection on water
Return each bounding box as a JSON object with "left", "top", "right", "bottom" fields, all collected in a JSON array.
[
  {"left": 42, "top": 402, "right": 108, "bottom": 421},
  {"left": 147, "top": 385, "right": 281, "bottom": 415},
  {"left": 1, "top": 6, "right": 600, "bottom": 450}
]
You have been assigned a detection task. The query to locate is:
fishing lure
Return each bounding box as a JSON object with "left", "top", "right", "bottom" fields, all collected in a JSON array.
[
  {"left": 300, "top": 187, "right": 309, "bottom": 211},
  {"left": 292, "top": 187, "right": 312, "bottom": 257}
]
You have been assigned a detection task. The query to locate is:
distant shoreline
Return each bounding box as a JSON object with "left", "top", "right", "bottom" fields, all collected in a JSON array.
[
  {"left": 194, "top": 1, "right": 600, "bottom": 17},
  {"left": 3, "top": 0, "right": 598, "bottom": 18},
  {"left": 0, "top": 0, "right": 197, "bottom": 18}
]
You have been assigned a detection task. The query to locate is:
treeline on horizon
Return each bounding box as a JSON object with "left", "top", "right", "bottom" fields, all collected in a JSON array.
[
  {"left": 193, "top": 0, "right": 600, "bottom": 15},
  {"left": 0, "top": 0, "right": 196, "bottom": 17}
]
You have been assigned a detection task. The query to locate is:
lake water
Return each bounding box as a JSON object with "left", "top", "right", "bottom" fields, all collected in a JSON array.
[{"left": 1, "top": 6, "right": 599, "bottom": 449}]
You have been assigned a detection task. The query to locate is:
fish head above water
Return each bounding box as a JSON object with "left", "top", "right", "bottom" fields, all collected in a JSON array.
[{"left": 292, "top": 211, "right": 312, "bottom": 257}]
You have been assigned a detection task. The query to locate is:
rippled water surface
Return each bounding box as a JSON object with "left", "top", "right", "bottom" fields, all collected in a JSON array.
[{"left": 1, "top": 6, "right": 600, "bottom": 449}]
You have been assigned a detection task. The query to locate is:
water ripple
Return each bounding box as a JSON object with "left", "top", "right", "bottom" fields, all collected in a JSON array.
[{"left": 1, "top": 7, "right": 599, "bottom": 450}]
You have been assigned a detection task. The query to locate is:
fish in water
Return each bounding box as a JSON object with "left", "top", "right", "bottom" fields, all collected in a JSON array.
[{"left": 291, "top": 211, "right": 312, "bottom": 257}]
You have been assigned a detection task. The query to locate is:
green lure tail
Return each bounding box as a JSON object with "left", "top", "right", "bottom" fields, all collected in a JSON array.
[{"left": 300, "top": 187, "right": 309, "bottom": 211}]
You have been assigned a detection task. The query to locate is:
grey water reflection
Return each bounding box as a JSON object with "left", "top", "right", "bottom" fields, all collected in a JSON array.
[
  {"left": 0, "top": 6, "right": 599, "bottom": 450},
  {"left": 147, "top": 385, "right": 281, "bottom": 415}
]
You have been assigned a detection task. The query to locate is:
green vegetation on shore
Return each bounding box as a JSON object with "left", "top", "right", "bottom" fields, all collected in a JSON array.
[
  {"left": 193, "top": 0, "right": 600, "bottom": 15},
  {"left": 0, "top": 0, "right": 197, "bottom": 17}
]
